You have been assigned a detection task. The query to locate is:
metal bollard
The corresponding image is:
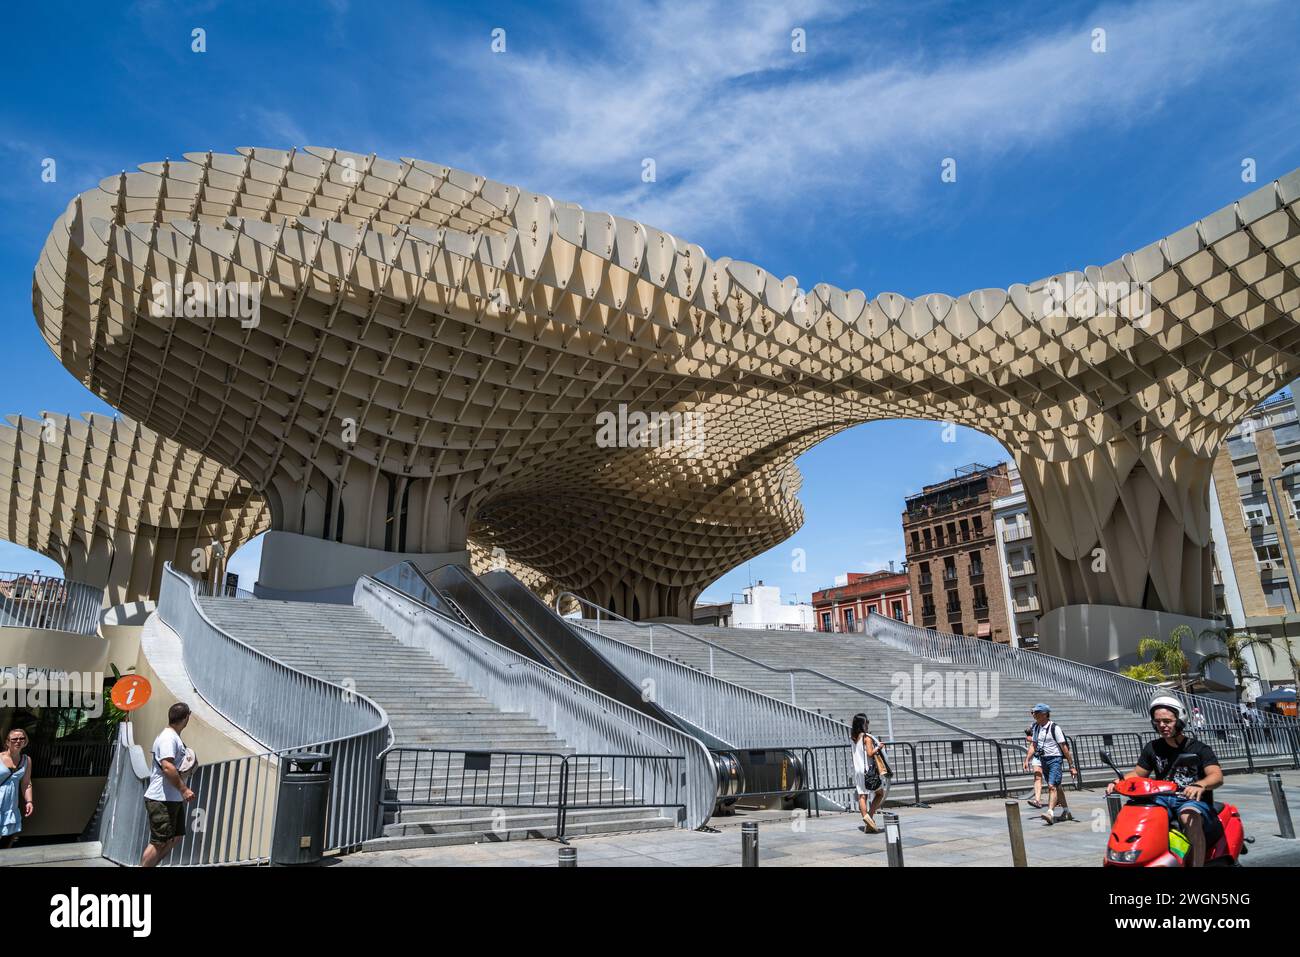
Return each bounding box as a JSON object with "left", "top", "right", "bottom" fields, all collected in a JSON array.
[
  {"left": 1268, "top": 771, "right": 1295, "bottom": 840},
  {"left": 741, "top": 821, "right": 759, "bottom": 867},
  {"left": 558, "top": 846, "right": 577, "bottom": 867},
  {"left": 1004, "top": 800, "right": 1027, "bottom": 867},
  {"left": 882, "top": 812, "right": 904, "bottom": 867},
  {"left": 1106, "top": 792, "right": 1124, "bottom": 827}
]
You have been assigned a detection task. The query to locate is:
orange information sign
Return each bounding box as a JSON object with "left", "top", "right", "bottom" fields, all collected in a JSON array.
[{"left": 110, "top": 675, "right": 152, "bottom": 712}]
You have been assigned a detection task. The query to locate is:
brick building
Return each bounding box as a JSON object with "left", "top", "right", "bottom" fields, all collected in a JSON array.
[
  {"left": 811, "top": 570, "right": 912, "bottom": 633},
  {"left": 1209, "top": 390, "right": 1300, "bottom": 691},
  {"left": 903, "top": 462, "right": 1013, "bottom": 642}
]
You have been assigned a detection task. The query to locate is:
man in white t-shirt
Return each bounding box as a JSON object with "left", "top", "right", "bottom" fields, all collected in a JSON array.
[
  {"left": 140, "top": 702, "right": 195, "bottom": 867},
  {"left": 1023, "top": 703, "right": 1078, "bottom": 825}
]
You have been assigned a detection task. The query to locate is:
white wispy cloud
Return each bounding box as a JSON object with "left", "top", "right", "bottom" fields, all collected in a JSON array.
[{"left": 441, "top": 0, "right": 1269, "bottom": 248}]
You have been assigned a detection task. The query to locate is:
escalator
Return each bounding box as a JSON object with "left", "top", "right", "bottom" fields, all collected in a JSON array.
[
  {"left": 380, "top": 561, "right": 807, "bottom": 812},
  {"left": 409, "top": 563, "right": 676, "bottom": 729}
]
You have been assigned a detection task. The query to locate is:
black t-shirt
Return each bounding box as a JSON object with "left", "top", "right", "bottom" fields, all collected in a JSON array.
[{"left": 1137, "top": 736, "right": 1220, "bottom": 793}]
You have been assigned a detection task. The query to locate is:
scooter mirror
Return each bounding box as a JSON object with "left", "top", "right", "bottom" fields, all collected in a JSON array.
[{"left": 1098, "top": 748, "right": 1123, "bottom": 780}]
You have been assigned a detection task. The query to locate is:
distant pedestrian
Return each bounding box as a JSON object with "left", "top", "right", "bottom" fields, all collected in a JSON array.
[
  {"left": 140, "top": 703, "right": 196, "bottom": 868},
  {"left": 1190, "top": 707, "right": 1207, "bottom": 732},
  {"left": 0, "top": 729, "right": 33, "bottom": 848},
  {"left": 1022, "top": 715, "right": 1045, "bottom": 808},
  {"left": 850, "top": 713, "right": 891, "bottom": 833},
  {"left": 1024, "top": 704, "right": 1077, "bottom": 825}
]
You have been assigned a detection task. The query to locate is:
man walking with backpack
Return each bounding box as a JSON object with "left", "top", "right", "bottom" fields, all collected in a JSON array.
[{"left": 1024, "top": 703, "right": 1078, "bottom": 825}]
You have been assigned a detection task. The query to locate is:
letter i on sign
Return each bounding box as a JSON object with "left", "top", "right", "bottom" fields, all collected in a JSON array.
[{"left": 111, "top": 675, "right": 153, "bottom": 712}]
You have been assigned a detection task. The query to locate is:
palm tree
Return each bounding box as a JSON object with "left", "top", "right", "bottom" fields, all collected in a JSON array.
[
  {"left": 1137, "top": 624, "right": 1194, "bottom": 694},
  {"left": 1198, "top": 627, "right": 1277, "bottom": 706},
  {"left": 1121, "top": 661, "right": 1166, "bottom": 683}
]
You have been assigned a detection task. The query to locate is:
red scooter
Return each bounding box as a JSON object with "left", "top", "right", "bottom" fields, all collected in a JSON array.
[{"left": 1099, "top": 748, "right": 1248, "bottom": 867}]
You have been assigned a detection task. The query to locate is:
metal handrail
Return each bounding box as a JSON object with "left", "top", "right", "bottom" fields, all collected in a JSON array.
[
  {"left": 358, "top": 570, "right": 717, "bottom": 830},
  {"left": 98, "top": 564, "right": 393, "bottom": 865},
  {"left": 378, "top": 746, "right": 686, "bottom": 841},
  {"left": 557, "top": 591, "right": 997, "bottom": 745},
  {"left": 0, "top": 570, "right": 104, "bottom": 636},
  {"left": 163, "top": 565, "right": 390, "bottom": 751},
  {"left": 865, "top": 611, "right": 1300, "bottom": 731}
]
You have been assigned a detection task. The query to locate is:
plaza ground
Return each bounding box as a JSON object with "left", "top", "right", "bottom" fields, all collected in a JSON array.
[{"left": 335, "top": 769, "right": 1300, "bottom": 868}]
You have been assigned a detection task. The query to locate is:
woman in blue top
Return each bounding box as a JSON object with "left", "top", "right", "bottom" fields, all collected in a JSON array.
[{"left": 0, "top": 728, "right": 34, "bottom": 847}]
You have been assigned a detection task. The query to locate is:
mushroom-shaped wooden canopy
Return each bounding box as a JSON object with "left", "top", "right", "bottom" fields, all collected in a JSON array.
[
  {"left": 32, "top": 147, "right": 1300, "bottom": 618},
  {"left": 0, "top": 412, "right": 268, "bottom": 604}
]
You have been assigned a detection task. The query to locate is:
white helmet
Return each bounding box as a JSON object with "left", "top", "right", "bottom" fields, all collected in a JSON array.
[{"left": 1149, "top": 694, "right": 1187, "bottom": 728}]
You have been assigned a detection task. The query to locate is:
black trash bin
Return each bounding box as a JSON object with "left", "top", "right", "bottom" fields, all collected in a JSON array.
[{"left": 271, "top": 751, "right": 332, "bottom": 865}]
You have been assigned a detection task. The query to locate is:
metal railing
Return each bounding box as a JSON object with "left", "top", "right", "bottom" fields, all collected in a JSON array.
[
  {"left": 1189, "top": 723, "right": 1300, "bottom": 772},
  {"left": 97, "top": 564, "right": 392, "bottom": 865},
  {"left": 0, "top": 571, "right": 104, "bottom": 636},
  {"left": 25, "top": 740, "right": 116, "bottom": 778},
  {"left": 381, "top": 747, "right": 687, "bottom": 840},
  {"left": 865, "top": 612, "right": 1300, "bottom": 731},
  {"left": 723, "top": 738, "right": 1027, "bottom": 812},
  {"left": 560, "top": 593, "right": 1001, "bottom": 749},
  {"left": 356, "top": 570, "right": 716, "bottom": 830}
]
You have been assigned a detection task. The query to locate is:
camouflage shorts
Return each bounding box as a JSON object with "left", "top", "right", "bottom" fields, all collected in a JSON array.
[{"left": 145, "top": 799, "right": 186, "bottom": 846}]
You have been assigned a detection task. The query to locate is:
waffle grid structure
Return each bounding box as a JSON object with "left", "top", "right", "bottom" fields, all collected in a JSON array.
[{"left": 31, "top": 147, "right": 1300, "bottom": 618}]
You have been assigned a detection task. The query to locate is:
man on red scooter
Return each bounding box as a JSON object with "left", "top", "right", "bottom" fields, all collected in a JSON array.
[{"left": 1106, "top": 695, "right": 1224, "bottom": 867}]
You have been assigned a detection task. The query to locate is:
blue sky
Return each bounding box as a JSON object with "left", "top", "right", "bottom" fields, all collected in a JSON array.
[{"left": 1, "top": 0, "right": 1298, "bottom": 600}]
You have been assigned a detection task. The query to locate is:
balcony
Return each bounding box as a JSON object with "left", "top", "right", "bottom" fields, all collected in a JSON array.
[
  {"left": 1008, "top": 560, "right": 1035, "bottom": 577},
  {"left": 1012, "top": 595, "right": 1040, "bottom": 613},
  {"left": 919, "top": 575, "right": 933, "bottom": 588},
  {"left": 1258, "top": 562, "right": 1290, "bottom": 582},
  {"left": 1001, "top": 524, "right": 1033, "bottom": 543},
  {"left": 969, "top": 564, "right": 985, "bottom": 579},
  {"left": 943, "top": 568, "right": 958, "bottom": 582}
]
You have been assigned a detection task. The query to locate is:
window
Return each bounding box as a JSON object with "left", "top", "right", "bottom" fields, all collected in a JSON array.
[
  {"left": 843, "top": 608, "right": 855, "bottom": 630},
  {"left": 919, "top": 561, "right": 932, "bottom": 586},
  {"left": 1256, "top": 543, "right": 1283, "bottom": 566},
  {"left": 923, "top": 527, "right": 933, "bottom": 550},
  {"left": 973, "top": 515, "right": 983, "bottom": 536},
  {"left": 921, "top": 596, "right": 935, "bottom": 616},
  {"left": 911, "top": 530, "right": 920, "bottom": 551},
  {"left": 969, "top": 550, "right": 983, "bottom": 576},
  {"left": 973, "top": 585, "right": 988, "bottom": 613},
  {"left": 1243, "top": 505, "right": 1270, "bottom": 526},
  {"left": 943, "top": 557, "right": 957, "bottom": 581},
  {"left": 892, "top": 600, "right": 904, "bottom": 620},
  {"left": 1263, "top": 582, "right": 1295, "bottom": 614},
  {"left": 947, "top": 521, "right": 957, "bottom": 543},
  {"left": 959, "top": 518, "right": 970, "bottom": 541}
]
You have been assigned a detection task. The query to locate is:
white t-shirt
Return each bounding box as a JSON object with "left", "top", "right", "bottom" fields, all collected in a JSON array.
[
  {"left": 144, "top": 727, "right": 187, "bottom": 802},
  {"left": 1030, "top": 720, "right": 1065, "bottom": 759}
]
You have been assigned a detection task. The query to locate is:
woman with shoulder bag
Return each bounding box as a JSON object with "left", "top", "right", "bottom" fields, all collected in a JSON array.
[
  {"left": 851, "top": 713, "right": 890, "bottom": 833},
  {"left": 0, "top": 728, "right": 34, "bottom": 848}
]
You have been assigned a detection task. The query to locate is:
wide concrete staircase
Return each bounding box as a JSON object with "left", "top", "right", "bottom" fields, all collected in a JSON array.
[
  {"left": 587, "top": 621, "right": 1154, "bottom": 744},
  {"left": 198, "top": 598, "right": 675, "bottom": 848}
]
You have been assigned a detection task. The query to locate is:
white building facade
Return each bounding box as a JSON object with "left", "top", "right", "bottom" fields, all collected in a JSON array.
[{"left": 992, "top": 468, "right": 1042, "bottom": 648}]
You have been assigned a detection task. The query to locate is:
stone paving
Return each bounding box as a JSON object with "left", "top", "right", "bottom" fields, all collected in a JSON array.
[{"left": 334, "top": 769, "right": 1300, "bottom": 868}]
